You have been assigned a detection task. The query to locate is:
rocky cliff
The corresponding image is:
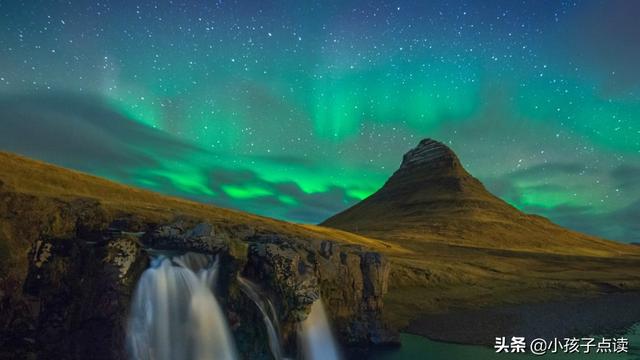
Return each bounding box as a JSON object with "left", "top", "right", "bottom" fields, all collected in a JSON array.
[{"left": 0, "top": 152, "right": 397, "bottom": 359}]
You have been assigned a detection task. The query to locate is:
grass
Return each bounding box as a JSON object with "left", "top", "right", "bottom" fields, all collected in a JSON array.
[{"left": 1, "top": 150, "right": 639, "bottom": 332}]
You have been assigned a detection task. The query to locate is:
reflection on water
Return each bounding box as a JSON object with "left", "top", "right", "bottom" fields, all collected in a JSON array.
[{"left": 372, "top": 324, "right": 640, "bottom": 360}]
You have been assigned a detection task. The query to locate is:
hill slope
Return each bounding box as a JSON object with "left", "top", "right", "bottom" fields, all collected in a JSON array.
[
  {"left": 322, "top": 139, "right": 640, "bottom": 330},
  {"left": 1, "top": 149, "right": 639, "bottom": 347},
  {"left": 0, "top": 151, "right": 402, "bottom": 358},
  {"left": 323, "top": 138, "right": 634, "bottom": 256},
  {"left": 0, "top": 150, "right": 402, "bottom": 280}
]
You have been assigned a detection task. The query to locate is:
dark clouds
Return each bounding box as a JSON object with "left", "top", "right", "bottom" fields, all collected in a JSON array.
[
  {"left": 527, "top": 200, "right": 640, "bottom": 244},
  {"left": 0, "top": 93, "right": 356, "bottom": 224},
  {"left": 611, "top": 165, "right": 640, "bottom": 192},
  {"left": 486, "top": 161, "right": 640, "bottom": 243},
  {"left": 205, "top": 167, "right": 357, "bottom": 223},
  {"left": 0, "top": 91, "right": 638, "bottom": 242},
  {"left": 0, "top": 0, "right": 639, "bottom": 244},
  {"left": 0, "top": 93, "right": 204, "bottom": 173},
  {"left": 506, "top": 163, "right": 585, "bottom": 180}
]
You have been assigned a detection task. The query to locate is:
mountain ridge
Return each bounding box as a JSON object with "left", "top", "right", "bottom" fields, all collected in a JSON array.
[
  {"left": 1, "top": 148, "right": 639, "bottom": 350},
  {"left": 322, "top": 138, "right": 635, "bottom": 256}
]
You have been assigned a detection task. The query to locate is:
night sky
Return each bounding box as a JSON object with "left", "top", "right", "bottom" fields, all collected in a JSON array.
[{"left": 1, "top": 1, "right": 639, "bottom": 243}]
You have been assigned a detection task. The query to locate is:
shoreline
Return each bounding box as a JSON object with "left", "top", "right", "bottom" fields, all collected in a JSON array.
[{"left": 404, "top": 291, "right": 640, "bottom": 346}]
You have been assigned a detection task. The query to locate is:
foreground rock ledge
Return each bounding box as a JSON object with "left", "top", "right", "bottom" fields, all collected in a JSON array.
[{"left": 2, "top": 198, "right": 398, "bottom": 359}]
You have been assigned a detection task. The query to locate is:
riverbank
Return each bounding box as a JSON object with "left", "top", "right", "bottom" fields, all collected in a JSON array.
[
  {"left": 371, "top": 328, "right": 640, "bottom": 360},
  {"left": 405, "top": 292, "right": 640, "bottom": 346}
]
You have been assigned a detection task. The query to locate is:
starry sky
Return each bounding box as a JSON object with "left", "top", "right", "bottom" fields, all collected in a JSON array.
[{"left": 1, "top": 0, "right": 639, "bottom": 243}]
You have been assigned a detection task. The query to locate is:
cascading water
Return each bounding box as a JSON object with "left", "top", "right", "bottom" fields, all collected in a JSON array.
[
  {"left": 237, "top": 276, "right": 285, "bottom": 360},
  {"left": 127, "top": 252, "right": 237, "bottom": 360},
  {"left": 299, "top": 299, "right": 341, "bottom": 360}
]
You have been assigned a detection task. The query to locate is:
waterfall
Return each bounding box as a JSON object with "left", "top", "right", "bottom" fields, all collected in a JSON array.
[
  {"left": 298, "top": 299, "right": 341, "bottom": 360},
  {"left": 237, "top": 276, "right": 285, "bottom": 360},
  {"left": 127, "top": 252, "right": 237, "bottom": 360}
]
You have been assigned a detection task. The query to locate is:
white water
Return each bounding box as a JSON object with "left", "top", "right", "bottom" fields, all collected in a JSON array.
[
  {"left": 237, "top": 276, "right": 285, "bottom": 359},
  {"left": 299, "top": 299, "right": 341, "bottom": 360},
  {"left": 127, "top": 252, "right": 237, "bottom": 360}
]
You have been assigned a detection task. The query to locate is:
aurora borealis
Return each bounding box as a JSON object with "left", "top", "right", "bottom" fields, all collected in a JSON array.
[{"left": 0, "top": 1, "right": 639, "bottom": 242}]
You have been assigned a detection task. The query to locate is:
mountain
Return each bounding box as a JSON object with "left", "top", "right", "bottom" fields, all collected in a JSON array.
[
  {"left": 322, "top": 139, "right": 640, "bottom": 338},
  {"left": 323, "top": 138, "right": 631, "bottom": 256},
  {"left": 1, "top": 145, "right": 639, "bottom": 357}
]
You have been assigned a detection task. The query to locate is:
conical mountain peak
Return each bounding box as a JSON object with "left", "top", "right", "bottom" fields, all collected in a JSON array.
[
  {"left": 322, "top": 137, "right": 536, "bottom": 243},
  {"left": 399, "top": 138, "right": 461, "bottom": 171},
  {"left": 322, "top": 136, "right": 633, "bottom": 255},
  {"left": 384, "top": 139, "right": 477, "bottom": 193}
]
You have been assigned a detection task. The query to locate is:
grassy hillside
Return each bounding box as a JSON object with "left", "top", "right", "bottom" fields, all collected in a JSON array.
[
  {"left": 0, "top": 151, "right": 394, "bottom": 248},
  {"left": 322, "top": 139, "right": 640, "bottom": 327},
  {"left": 323, "top": 140, "right": 636, "bottom": 257},
  {"left": 1, "top": 150, "right": 639, "bottom": 332},
  {"left": 0, "top": 151, "right": 395, "bottom": 312}
]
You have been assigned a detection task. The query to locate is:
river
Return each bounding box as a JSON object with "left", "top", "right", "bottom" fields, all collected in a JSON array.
[{"left": 372, "top": 324, "right": 640, "bottom": 360}]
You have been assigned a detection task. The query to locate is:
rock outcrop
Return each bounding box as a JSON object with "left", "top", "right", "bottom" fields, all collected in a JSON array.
[
  {"left": 242, "top": 235, "right": 394, "bottom": 352},
  {"left": 23, "top": 234, "right": 146, "bottom": 359},
  {"left": 0, "top": 176, "right": 396, "bottom": 360}
]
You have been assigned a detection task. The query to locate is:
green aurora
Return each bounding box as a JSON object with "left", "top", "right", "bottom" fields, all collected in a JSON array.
[{"left": 0, "top": 0, "right": 639, "bottom": 242}]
